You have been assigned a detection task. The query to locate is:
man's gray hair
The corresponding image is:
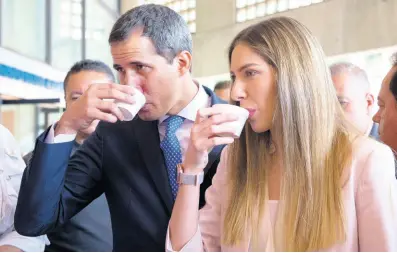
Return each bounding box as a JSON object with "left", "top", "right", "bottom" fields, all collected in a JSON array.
[
  {"left": 329, "top": 62, "right": 370, "bottom": 90},
  {"left": 392, "top": 52, "right": 397, "bottom": 67}
]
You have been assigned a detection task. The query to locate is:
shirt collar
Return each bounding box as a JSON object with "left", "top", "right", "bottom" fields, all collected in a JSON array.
[{"left": 159, "top": 84, "right": 209, "bottom": 124}]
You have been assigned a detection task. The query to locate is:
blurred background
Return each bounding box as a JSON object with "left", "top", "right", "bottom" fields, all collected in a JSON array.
[{"left": 0, "top": 0, "right": 396, "bottom": 154}]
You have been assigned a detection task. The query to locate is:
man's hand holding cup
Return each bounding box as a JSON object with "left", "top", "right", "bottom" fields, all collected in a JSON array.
[{"left": 55, "top": 83, "right": 145, "bottom": 136}]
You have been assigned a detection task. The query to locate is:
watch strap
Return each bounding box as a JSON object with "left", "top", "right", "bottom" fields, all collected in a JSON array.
[{"left": 177, "top": 164, "right": 204, "bottom": 186}]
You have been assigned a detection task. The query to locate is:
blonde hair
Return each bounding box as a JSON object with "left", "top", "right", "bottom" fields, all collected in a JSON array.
[{"left": 223, "top": 17, "right": 357, "bottom": 251}]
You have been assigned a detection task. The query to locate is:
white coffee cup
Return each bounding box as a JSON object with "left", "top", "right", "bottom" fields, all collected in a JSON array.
[
  {"left": 211, "top": 104, "right": 249, "bottom": 138},
  {"left": 116, "top": 88, "right": 146, "bottom": 121}
]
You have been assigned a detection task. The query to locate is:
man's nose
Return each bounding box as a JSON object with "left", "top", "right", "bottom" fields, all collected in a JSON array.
[{"left": 124, "top": 73, "right": 142, "bottom": 91}]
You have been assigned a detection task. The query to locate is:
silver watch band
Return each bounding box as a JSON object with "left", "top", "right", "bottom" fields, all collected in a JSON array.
[{"left": 177, "top": 164, "right": 204, "bottom": 186}]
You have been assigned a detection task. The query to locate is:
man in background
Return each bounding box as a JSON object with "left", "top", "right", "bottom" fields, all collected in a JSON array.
[
  {"left": 330, "top": 62, "right": 378, "bottom": 138},
  {"left": 373, "top": 53, "right": 397, "bottom": 177},
  {"left": 24, "top": 60, "right": 114, "bottom": 251},
  {"left": 214, "top": 80, "right": 231, "bottom": 102},
  {"left": 0, "top": 124, "right": 46, "bottom": 252}
]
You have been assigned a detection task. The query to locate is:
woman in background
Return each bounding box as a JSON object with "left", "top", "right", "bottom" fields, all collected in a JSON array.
[{"left": 167, "top": 17, "right": 397, "bottom": 251}]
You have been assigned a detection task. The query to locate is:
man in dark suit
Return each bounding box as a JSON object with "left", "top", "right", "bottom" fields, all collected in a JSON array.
[
  {"left": 15, "top": 4, "right": 225, "bottom": 251},
  {"left": 23, "top": 60, "right": 114, "bottom": 252},
  {"left": 330, "top": 62, "right": 379, "bottom": 139},
  {"left": 373, "top": 53, "right": 397, "bottom": 177}
]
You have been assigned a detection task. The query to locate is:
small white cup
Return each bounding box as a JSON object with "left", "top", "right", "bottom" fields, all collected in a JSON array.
[
  {"left": 211, "top": 104, "right": 249, "bottom": 138},
  {"left": 116, "top": 88, "right": 146, "bottom": 121}
]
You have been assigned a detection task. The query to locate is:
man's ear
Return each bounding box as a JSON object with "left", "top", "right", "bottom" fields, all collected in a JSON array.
[
  {"left": 366, "top": 93, "right": 375, "bottom": 114},
  {"left": 175, "top": 50, "right": 192, "bottom": 76}
]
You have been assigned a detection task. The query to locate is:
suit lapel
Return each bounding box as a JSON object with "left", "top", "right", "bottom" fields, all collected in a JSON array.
[
  {"left": 134, "top": 119, "right": 174, "bottom": 214},
  {"left": 204, "top": 145, "right": 223, "bottom": 174}
]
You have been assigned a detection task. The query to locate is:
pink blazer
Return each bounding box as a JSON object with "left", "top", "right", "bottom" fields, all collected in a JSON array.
[{"left": 166, "top": 137, "right": 397, "bottom": 251}]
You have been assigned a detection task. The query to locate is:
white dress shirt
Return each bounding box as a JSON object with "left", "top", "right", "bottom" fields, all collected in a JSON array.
[
  {"left": 0, "top": 125, "right": 47, "bottom": 252},
  {"left": 158, "top": 84, "right": 210, "bottom": 160},
  {"left": 47, "top": 84, "right": 211, "bottom": 162}
]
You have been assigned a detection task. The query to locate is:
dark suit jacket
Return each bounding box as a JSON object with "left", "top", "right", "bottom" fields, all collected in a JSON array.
[
  {"left": 23, "top": 144, "right": 113, "bottom": 252},
  {"left": 15, "top": 86, "right": 225, "bottom": 251}
]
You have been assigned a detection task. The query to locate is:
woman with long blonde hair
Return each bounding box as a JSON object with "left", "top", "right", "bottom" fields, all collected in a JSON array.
[{"left": 167, "top": 17, "right": 397, "bottom": 251}]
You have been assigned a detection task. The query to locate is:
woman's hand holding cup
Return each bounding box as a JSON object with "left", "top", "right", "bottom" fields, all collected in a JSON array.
[{"left": 183, "top": 104, "right": 249, "bottom": 173}]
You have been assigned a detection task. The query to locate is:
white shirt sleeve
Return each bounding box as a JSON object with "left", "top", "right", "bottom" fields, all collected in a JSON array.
[
  {"left": 0, "top": 125, "right": 48, "bottom": 251},
  {"left": 44, "top": 123, "right": 76, "bottom": 144},
  {"left": 0, "top": 229, "right": 47, "bottom": 252}
]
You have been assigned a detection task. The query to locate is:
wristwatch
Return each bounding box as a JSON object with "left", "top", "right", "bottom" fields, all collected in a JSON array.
[{"left": 177, "top": 164, "right": 204, "bottom": 186}]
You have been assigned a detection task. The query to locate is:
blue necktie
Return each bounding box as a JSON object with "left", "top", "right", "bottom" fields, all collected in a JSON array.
[{"left": 160, "top": 116, "right": 184, "bottom": 201}]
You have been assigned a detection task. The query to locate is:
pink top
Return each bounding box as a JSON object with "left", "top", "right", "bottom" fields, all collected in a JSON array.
[{"left": 166, "top": 137, "right": 397, "bottom": 251}]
